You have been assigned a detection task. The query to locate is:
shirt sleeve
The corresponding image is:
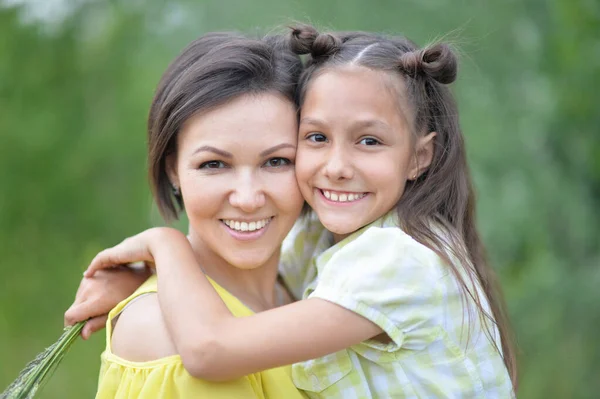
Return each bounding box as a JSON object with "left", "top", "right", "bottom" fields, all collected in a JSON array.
[
  {"left": 279, "top": 212, "right": 324, "bottom": 300},
  {"left": 309, "top": 227, "right": 444, "bottom": 353}
]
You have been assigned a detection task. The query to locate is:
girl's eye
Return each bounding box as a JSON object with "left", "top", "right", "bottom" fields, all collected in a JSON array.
[
  {"left": 307, "top": 133, "right": 328, "bottom": 143},
  {"left": 264, "top": 157, "right": 291, "bottom": 168},
  {"left": 358, "top": 137, "right": 381, "bottom": 146},
  {"left": 199, "top": 160, "right": 226, "bottom": 169}
]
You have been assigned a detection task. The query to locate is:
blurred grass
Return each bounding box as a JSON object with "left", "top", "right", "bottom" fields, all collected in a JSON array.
[{"left": 0, "top": 0, "right": 598, "bottom": 397}]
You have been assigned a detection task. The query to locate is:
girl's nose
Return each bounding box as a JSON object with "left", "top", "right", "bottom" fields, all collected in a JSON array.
[{"left": 323, "top": 145, "right": 354, "bottom": 181}]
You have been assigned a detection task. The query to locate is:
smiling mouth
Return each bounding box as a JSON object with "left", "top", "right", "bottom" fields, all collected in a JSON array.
[
  {"left": 221, "top": 217, "right": 273, "bottom": 233},
  {"left": 320, "top": 189, "right": 368, "bottom": 203}
]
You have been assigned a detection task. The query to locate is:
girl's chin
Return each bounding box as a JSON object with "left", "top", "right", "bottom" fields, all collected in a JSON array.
[
  {"left": 315, "top": 213, "right": 358, "bottom": 233},
  {"left": 322, "top": 222, "right": 361, "bottom": 238}
]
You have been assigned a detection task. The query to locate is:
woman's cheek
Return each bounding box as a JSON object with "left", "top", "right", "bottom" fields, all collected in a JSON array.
[{"left": 273, "top": 170, "right": 304, "bottom": 212}]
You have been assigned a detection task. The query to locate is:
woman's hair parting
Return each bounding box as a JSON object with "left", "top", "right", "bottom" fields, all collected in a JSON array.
[
  {"left": 147, "top": 32, "right": 303, "bottom": 221},
  {"left": 289, "top": 24, "right": 517, "bottom": 389}
]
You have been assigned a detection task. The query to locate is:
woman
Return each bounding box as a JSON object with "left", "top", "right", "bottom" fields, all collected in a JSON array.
[{"left": 74, "top": 31, "right": 307, "bottom": 398}]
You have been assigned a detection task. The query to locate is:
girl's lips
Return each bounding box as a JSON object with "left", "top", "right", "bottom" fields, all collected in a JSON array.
[{"left": 221, "top": 218, "right": 272, "bottom": 241}]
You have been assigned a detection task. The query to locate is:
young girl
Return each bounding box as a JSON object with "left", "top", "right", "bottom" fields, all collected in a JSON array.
[{"left": 81, "top": 24, "right": 517, "bottom": 398}]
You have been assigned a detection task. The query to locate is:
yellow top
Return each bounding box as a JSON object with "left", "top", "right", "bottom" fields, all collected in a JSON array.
[{"left": 96, "top": 275, "right": 306, "bottom": 399}]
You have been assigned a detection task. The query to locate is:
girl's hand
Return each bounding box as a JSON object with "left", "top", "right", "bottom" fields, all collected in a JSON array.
[
  {"left": 83, "top": 227, "right": 186, "bottom": 277},
  {"left": 64, "top": 267, "right": 152, "bottom": 339}
]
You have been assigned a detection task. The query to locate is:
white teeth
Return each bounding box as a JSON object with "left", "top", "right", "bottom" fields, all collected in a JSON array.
[
  {"left": 223, "top": 218, "right": 271, "bottom": 232},
  {"left": 322, "top": 190, "right": 366, "bottom": 203}
]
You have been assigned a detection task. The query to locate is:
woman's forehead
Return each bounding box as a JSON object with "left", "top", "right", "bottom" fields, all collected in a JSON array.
[{"left": 177, "top": 93, "right": 298, "bottom": 157}]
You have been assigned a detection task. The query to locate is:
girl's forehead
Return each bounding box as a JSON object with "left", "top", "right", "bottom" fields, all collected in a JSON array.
[
  {"left": 299, "top": 66, "right": 415, "bottom": 139},
  {"left": 305, "top": 66, "right": 407, "bottom": 103},
  {"left": 303, "top": 67, "right": 406, "bottom": 110}
]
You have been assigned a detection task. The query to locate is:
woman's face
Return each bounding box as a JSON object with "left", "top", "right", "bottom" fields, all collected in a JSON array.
[{"left": 170, "top": 93, "right": 304, "bottom": 270}]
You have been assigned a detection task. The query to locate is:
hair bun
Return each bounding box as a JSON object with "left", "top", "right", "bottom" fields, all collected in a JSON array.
[
  {"left": 399, "top": 43, "right": 457, "bottom": 84},
  {"left": 289, "top": 24, "right": 340, "bottom": 59}
]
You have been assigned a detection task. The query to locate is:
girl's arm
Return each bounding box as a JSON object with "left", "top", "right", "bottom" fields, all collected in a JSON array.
[{"left": 85, "top": 228, "right": 384, "bottom": 381}]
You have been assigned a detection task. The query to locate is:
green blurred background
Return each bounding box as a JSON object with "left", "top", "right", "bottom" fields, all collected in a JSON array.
[{"left": 0, "top": 0, "right": 598, "bottom": 397}]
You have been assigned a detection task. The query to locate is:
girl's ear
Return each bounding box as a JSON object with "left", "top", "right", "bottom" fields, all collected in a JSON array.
[
  {"left": 408, "top": 131, "right": 436, "bottom": 180},
  {"left": 166, "top": 153, "right": 180, "bottom": 191}
]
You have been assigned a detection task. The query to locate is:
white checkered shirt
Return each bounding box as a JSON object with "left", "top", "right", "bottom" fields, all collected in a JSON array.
[{"left": 280, "top": 212, "right": 515, "bottom": 398}]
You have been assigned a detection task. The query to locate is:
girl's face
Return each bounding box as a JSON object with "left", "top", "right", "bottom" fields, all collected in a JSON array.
[
  {"left": 170, "top": 93, "right": 304, "bottom": 270},
  {"left": 296, "top": 66, "right": 434, "bottom": 241}
]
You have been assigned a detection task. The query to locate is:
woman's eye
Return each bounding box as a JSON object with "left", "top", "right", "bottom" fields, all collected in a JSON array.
[
  {"left": 264, "top": 157, "right": 291, "bottom": 168},
  {"left": 199, "top": 160, "right": 226, "bottom": 169},
  {"left": 359, "top": 137, "right": 381, "bottom": 146},
  {"left": 307, "top": 133, "right": 328, "bottom": 143}
]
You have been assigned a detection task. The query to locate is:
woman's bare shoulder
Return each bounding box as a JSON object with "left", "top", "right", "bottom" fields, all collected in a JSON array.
[{"left": 111, "top": 293, "right": 179, "bottom": 362}]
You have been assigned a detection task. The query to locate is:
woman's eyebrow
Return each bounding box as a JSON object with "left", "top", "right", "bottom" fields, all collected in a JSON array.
[
  {"left": 260, "top": 143, "right": 296, "bottom": 157},
  {"left": 192, "top": 146, "right": 233, "bottom": 158}
]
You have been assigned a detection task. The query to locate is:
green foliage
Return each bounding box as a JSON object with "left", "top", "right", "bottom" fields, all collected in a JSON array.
[
  {"left": 1, "top": 322, "right": 84, "bottom": 399},
  {"left": 0, "top": 1, "right": 597, "bottom": 397}
]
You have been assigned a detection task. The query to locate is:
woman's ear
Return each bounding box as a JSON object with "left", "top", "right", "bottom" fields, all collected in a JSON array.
[
  {"left": 166, "top": 153, "right": 180, "bottom": 191},
  {"left": 408, "top": 131, "right": 436, "bottom": 180}
]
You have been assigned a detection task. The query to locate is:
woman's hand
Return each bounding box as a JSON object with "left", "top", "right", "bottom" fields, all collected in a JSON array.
[
  {"left": 84, "top": 227, "right": 186, "bottom": 277},
  {"left": 64, "top": 267, "right": 152, "bottom": 339}
]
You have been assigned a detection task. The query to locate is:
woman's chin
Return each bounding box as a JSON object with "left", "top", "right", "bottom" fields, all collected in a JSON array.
[{"left": 223, "top": 252, "right": 276, "bottom": 271}]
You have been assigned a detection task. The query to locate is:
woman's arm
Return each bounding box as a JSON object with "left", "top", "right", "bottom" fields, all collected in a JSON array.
[
  {"left": 85, "top": 228, "right": 383, "bottom": 381},
  {"left": 111, "top": 293, "right": 180, "bottom": 361}
]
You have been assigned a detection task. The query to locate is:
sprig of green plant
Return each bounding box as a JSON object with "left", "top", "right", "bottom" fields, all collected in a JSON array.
[{"left": 1, "top": 321, "right": 85, "bottom": 399}]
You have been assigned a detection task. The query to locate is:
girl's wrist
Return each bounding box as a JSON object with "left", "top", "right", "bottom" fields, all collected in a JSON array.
[{"left": 147, "top": 227, "right": 191, "bottom": 262}]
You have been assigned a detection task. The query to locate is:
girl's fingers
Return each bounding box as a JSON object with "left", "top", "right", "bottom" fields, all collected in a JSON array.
[
  {"left": 84, "top": 248, "right": 125, "bottom": 277},
  {"left": 64, "top": 305, "right": 79, "bottom": 327},
  {"left": 65, "top": 300, "right": 106, "bottom": 326},
  {"left": 81, "top": 316, "right": 108, "bottom": 340},
  {"left": 85, "top": 240, "right": 151, "bottom": 277}
]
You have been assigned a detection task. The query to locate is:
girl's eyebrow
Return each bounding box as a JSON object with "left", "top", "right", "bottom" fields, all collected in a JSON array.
[
  {"left": 350, "top": 120, "right": 391, "bottom": 132},
  {"left": 300, "top": 117, "right": 390, "bottom": 132},
  {"left": 299, "top": 117, "right": 325, "bottom": 126}
]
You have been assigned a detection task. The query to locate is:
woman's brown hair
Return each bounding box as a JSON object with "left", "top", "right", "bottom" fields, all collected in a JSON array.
[
  {"left": 289, "top": 24, "right": 517, "bottom": 389},
  {"left": 147, "top": 32, "right": 303, "bottom": 221}
]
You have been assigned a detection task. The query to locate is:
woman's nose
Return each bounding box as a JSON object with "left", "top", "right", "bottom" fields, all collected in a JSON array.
[{"left": 228, "top": 172, "right": 266, "bottom": 212}]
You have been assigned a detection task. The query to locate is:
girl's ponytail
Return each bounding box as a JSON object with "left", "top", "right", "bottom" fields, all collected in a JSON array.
[
  {"left": 289, "top": 24, "right": 341, "bottom": 60},
  {"left": 398, "top": 43, "right": 458, "bottom": 84}
]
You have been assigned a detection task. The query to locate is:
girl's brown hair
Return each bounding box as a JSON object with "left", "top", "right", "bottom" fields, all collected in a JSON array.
[
  {"left": 147, "top": 32, "right": 303, "bottom": 220},
  {"left": 290, "top": 24, "right": 517, "bottom": 389}
]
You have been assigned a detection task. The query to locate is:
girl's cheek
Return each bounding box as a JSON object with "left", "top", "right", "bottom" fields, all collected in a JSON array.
[{"left": 294, "top": 155, "right": 311, "bottom": 184}]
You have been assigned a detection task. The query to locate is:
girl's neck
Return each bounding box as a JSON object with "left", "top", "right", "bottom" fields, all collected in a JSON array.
[
  {"left": 332, "top": 232, "right": 349, "bottom": 244},
  {"left": 186, "top": 230, "right": 282, "bottom": 312},
  {"left": 331, "top": 211, "right": 396, "bottom": 244}
]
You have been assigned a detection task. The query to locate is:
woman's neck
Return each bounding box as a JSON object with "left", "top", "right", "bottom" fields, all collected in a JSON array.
[{"left": 186, "top": 231, "right": 282, "bottom": 312}]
